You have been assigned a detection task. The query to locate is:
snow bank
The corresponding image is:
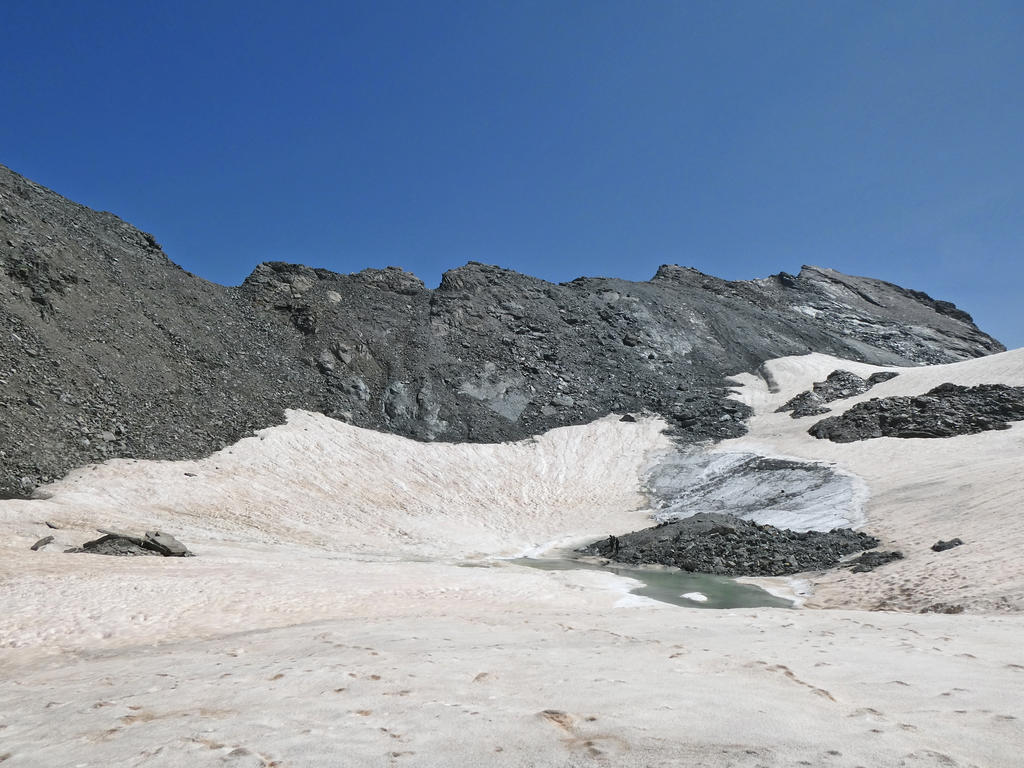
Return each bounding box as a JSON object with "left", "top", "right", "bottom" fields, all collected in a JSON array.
[{"left": 724, "top": 347, "right": 1024, "bottom": 612}]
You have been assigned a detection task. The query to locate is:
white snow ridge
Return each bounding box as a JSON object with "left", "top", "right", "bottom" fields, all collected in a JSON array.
[{"left": 1, "top": 349, "right": 1023, "bottom": 766}]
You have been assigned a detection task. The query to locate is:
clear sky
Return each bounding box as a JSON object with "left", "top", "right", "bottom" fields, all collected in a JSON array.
[{"left": 3, "top": 1, "right": 1022, "bottom": 347}]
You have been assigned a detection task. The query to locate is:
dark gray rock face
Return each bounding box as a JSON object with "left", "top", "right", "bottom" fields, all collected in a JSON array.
[
  {"left": 580, "top": 513, "right": 879, "bottom": 577},
  {"left": 808, "top": 384, "right": 1024, "bottom": 442},
  {"left": 776, "top": 369, "right": 899, "bottom": 419},
  {"left": 931, "top": 538, "right": 964, "bottom": 552},
  {"left": 0, "top": 164, "right": 1005, "bottom": 495}
]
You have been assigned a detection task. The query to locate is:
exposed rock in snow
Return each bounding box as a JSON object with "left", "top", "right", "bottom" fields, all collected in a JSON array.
[
  {"left": 808, "top": 383, "right": 1024, "bottom": 442},
  {"left": 64, "top": 529, "right": 193, "bottom": 557},
  {"left": 847, "top": 550, "right": 905, "bottom": 572},
  {"left": 775, "top": 369, "right": 899, "bottom": 418}
]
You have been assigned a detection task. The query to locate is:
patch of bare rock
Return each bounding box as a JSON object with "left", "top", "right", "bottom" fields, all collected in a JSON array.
[
  {"left": 808, "top": 383, "right": 1024, "bottom": 442},
  {"left": 61, "top": 529, "right": 193, "bottom": 557},
  {"left": 776, "top": 369, "right": 899, "bottom": 418}
]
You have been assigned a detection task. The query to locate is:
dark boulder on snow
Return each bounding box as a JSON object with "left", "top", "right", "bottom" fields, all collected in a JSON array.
[
  {"left": 65, "top": 529, "right": 193, "bottom": 557},
  {"left": 848, "top": 550, "right": 904, "bottom": 572}
]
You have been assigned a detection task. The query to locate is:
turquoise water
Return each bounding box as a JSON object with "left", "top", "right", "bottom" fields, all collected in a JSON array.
[{"left": 512, "top": 557, "right": 794, "bottom": 610}]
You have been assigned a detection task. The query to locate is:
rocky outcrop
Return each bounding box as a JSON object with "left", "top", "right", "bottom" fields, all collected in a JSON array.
[
  {"left": 808, "top": 384, "right": 1024, "bottom": 442},
  {"left": 65, "top": 529, "right": 193, "bottom": 557},
  {"left": 0, "top": 164, "right": 1005, "bottom": 495},
  {"left": 580, "top": 513, "right": 879, "bottom": 577},
  {"left": 776, "top": 369, "right": 899, "bottom": 418}
]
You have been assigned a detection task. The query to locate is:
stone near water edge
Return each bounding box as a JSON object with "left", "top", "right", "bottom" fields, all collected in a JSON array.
[
  {"left": 931, "top": 538, "right": 964, "bottom": 552},
  {"left": 30, "top": 535, "right": 53, "bottom": 551},
  {"left": 580, "top": 512, "right": 880, "bottom": 577}
]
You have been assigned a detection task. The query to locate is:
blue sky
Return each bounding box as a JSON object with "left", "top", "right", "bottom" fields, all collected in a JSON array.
[{"left": 3, "top": 1, "right": 1022, "bottom": 346}]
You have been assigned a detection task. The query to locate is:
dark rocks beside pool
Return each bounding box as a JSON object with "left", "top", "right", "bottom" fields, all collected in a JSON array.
[{"left": 580, "top": 513, "right": 881, "bottom": 577}]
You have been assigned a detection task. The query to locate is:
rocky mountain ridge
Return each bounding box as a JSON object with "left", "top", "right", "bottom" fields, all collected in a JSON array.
[{"left": 0, "top": 164, "right": 1005, "bottom": 496}]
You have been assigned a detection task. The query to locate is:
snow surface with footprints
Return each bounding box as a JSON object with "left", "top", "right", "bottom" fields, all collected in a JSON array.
[{"left": 1, "top": 349, "right": 1023, "bottom": 767}]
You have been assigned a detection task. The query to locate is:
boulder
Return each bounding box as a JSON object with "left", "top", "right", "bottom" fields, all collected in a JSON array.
[
  {"left": 66, "top": 533, "right": 160, "bottom": 557},
  {"left": 847, "top": 550, "right": 904, "bottom": 572},
  {"left": 143, "top": 530, "right": 192, "bottom": 557},
  {"left": 65, "top": 529, "right": 193, "bottom": 557}
]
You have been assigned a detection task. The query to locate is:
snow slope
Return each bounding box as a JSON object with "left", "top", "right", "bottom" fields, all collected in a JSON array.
[
  {"left": 1, "top": 350, "right": 1023, "bottom": 767},
  {"left": 724, "top": 347, "right": 1024, "bottom": 612}
]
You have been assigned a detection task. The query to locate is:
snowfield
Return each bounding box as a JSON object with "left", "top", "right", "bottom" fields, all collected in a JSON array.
[{"left": 1, "top": 349, "right": 1023, "bottom": 767}]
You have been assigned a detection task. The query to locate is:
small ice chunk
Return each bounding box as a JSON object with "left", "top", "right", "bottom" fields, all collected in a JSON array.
[{"left": 680, "top": 592, "right": 708, "bottom": 602}]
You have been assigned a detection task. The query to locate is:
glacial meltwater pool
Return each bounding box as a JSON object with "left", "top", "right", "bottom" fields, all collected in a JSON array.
[{"left": 512, "top": 557, "right": 794, "bottom": 610}]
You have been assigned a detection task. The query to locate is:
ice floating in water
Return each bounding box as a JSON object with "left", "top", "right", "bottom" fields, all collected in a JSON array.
[{"left": 680, "top": 592, "right": 709, "bottom": 602}]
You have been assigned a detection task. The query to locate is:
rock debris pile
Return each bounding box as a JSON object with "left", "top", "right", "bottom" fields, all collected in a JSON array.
[
  {"left": 808, "top": 384, "right": 1024, "bottom": 442},
  {"left": 580, "top": 513, "right": 879, "bottom": 577},
  {"left": 63, "top": 529, "right": 193, "bottom": 557},
  {"left": 776, "top": 369, "right": 899, "bottom": 418}
]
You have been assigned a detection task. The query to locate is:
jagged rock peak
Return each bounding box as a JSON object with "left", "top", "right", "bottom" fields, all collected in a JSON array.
[
  {"left": 438, "top": 261, "right": 547, "bottom": 292},
  {"left": 652, "top": 264, "right": 713, "bottom": 281},
  {"left": 243, "top": 262, "right": 426, "bottom": 293}
]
